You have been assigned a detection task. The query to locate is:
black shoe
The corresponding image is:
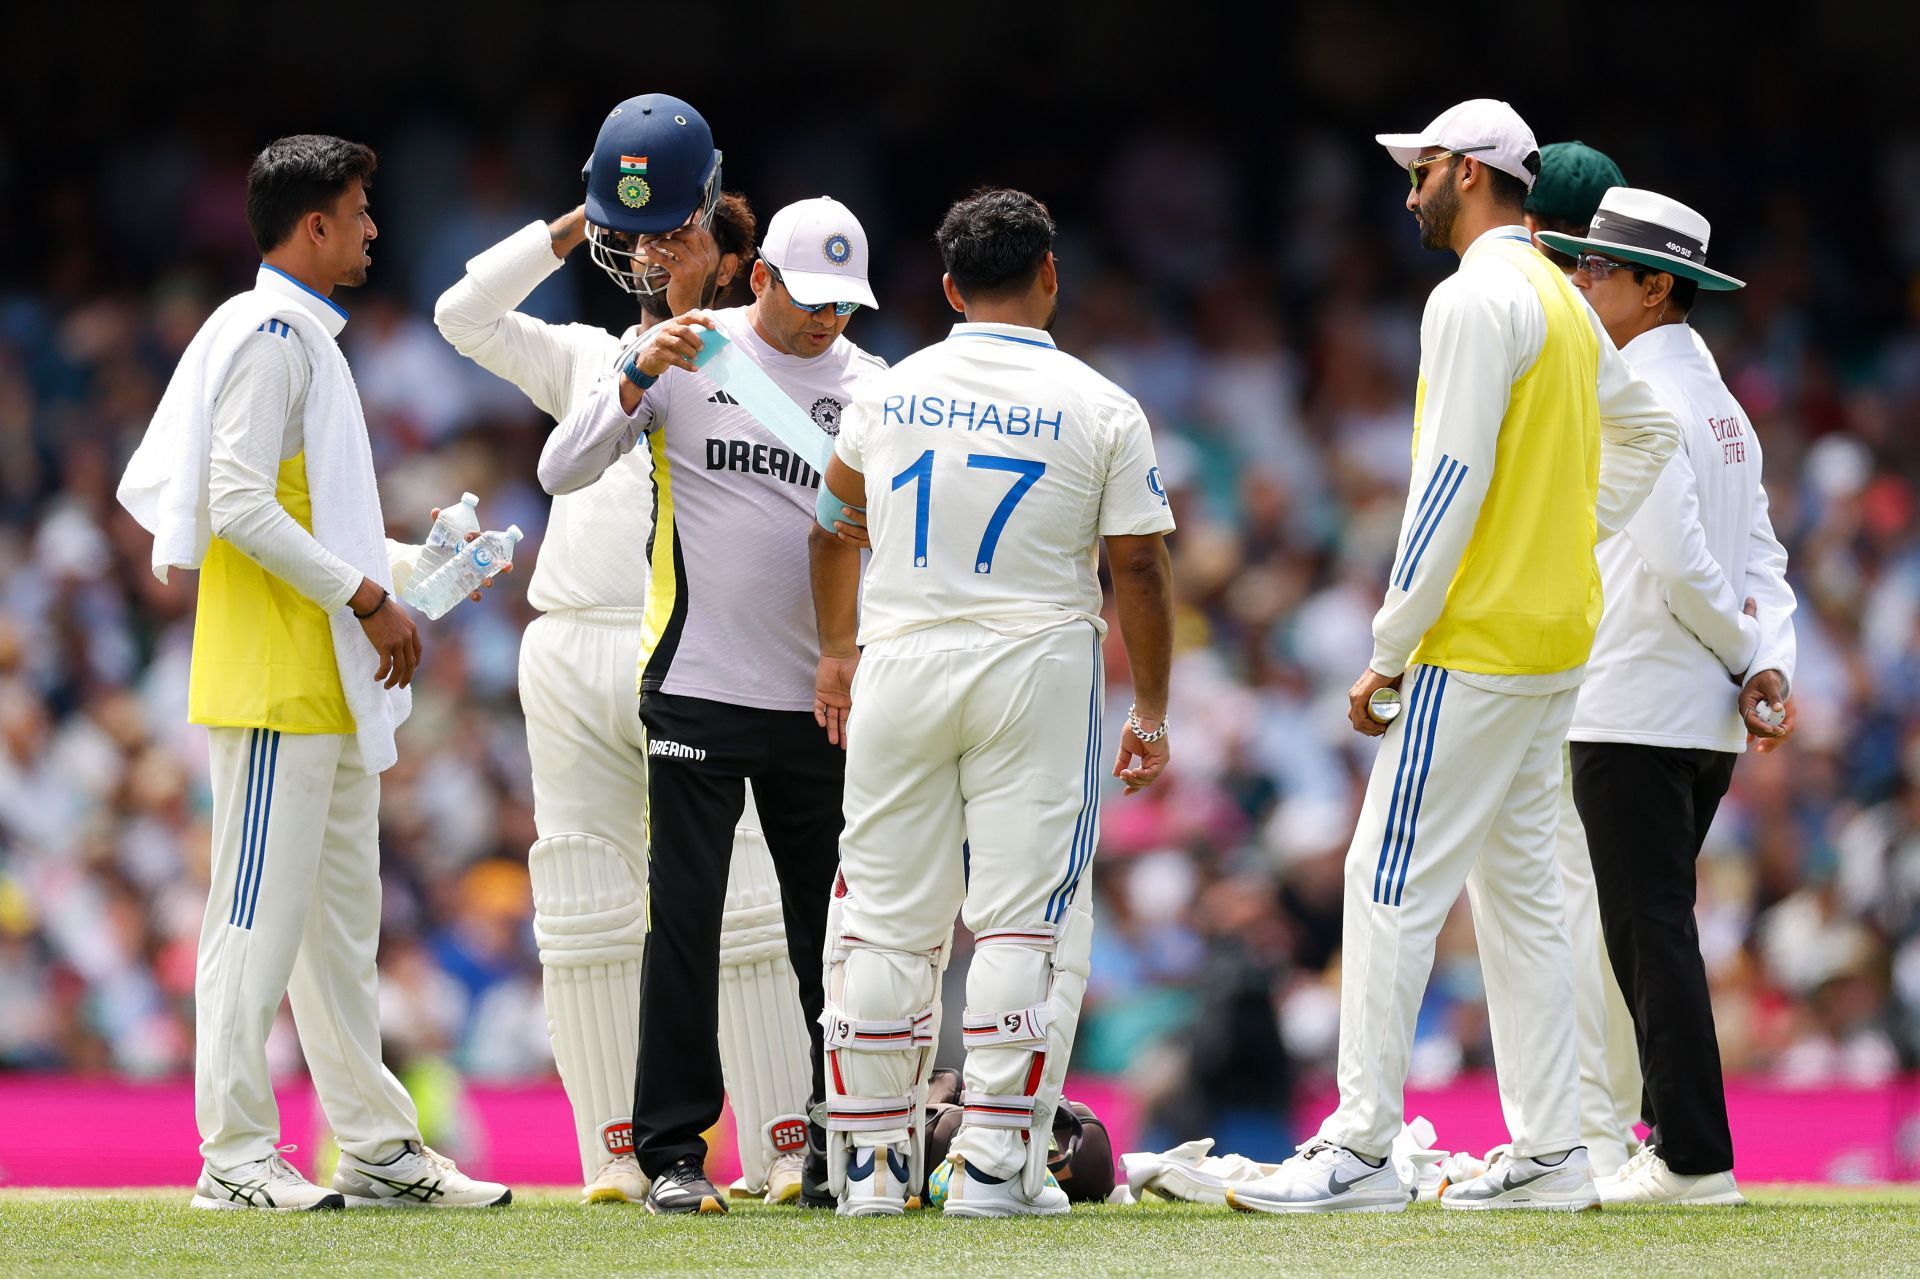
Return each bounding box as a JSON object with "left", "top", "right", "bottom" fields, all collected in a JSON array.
[
  {"left": 797, "top": 1121, "right": 835, "bottom": 1210},
  {"left": 645, "top": 1156, "right": 727, "bottom": 1216}
]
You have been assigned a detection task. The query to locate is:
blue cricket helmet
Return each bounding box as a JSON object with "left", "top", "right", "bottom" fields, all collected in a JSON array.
[{"left": 582, "top": 93, "right": 722, "bottom": 296}]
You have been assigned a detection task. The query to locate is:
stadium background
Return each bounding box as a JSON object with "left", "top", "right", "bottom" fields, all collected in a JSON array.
[{"left": 1, "top": 1, "right": 1916, "bottom": 1184}]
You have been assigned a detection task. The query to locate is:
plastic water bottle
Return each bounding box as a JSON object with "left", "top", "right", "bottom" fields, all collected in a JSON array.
[
  {"left": 411, "top": 525, "right": 522, "bottom": 620},
  {"left": 403, "top": 493, "right": 480, "bottom": 608}
]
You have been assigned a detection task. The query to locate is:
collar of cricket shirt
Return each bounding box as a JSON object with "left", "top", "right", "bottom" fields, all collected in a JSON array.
[
  {"left": 1460, "top": 224, "right": 1536, "bottom": 263},
  {"left": 256, "top": 264, "right": 349, "bottom": 338},
  {"left": 948, "top": 321, "right": 1056, "bottom": 350},
  {"left": 1622, "top": 319, "right": 1701, "bottom": 366}
]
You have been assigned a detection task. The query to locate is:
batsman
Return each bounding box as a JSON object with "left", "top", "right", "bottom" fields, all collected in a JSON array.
[{"left": 434, "top": 94, "right": 814, "bottom": 1205}]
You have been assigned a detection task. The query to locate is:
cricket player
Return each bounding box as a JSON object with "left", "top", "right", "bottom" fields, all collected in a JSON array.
[
  {"left": 434, "top": 94, "right": 818, "bottom": 1206},
  {"left": 1541, "top": 188, "right": 1795, "bottom": 1204},
  {"left": 807, "top": 188, "right": 1176, "bottom": 1218},
  {"left": 118, "top": 134, "right": 508, "bottom": 1210},
  {"left": 540, "top": 195, "right": 886, "bottom": 1215},
  {"left": 1228, "top": 100, "right": 1679, "bottom": 1215},
  {"left": 1474, "top": 140, "right": 1647, "bottom": 1178}
]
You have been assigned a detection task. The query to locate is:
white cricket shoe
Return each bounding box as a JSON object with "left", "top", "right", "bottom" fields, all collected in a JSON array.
[
  {"left": 764, "top": 1151, "right": 806, "bottom": 1205},
  {"left": 1599, "top": 1151, "right": 1745, "bottom": 1206},
  {"left": 583, "top": 1154, "right": 648, "bottom": 1205},
  {"left": 191, "top": 1150, "right": 344, "bottom": 1211},
  {"left": 1225, "top": 1140, "right": 1408, "bottom": 1214},
  {"left": 1596, "top": 1143, "right": 1655, "bottom": 1191},
  {"left": 940, "top": 1156, "right": 1070, "bottom": 1218},
  {"left": 332, "top": 1141, "right": 512, "bottom": 1208},
  {"left": 1440, "top": 1146, "right": 1599, "bottom": 1211},
  {"left": 838, "top": 1144, "right": 913, "bottom": 1217}
]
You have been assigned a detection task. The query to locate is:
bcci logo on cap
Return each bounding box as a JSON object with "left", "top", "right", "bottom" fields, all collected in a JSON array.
[{"left": 823, "top": 233, "right": 852, "bottom": 266}]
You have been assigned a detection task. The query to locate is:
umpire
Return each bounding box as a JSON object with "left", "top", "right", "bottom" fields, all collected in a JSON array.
[{"left": 1541, "top": 188, "right": 1796, "bottom": 1206}]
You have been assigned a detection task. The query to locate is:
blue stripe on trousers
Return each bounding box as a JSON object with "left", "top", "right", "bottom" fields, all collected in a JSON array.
[
  {"left": 1046, "top": 629, "right": 1103, "bottom": 922},
  {"left": 229, "top": 728, "right": 260, "bottom": 926},
  {"left": 242, "top": 731, "right": 280, "bottom": 929},
  {"left": 1372, "top": 667, "right": 1430, "bottom": 904},
  {"left": 1390, "top": 671, "right": 1448, "bottom": 906},
  {"left": 1376, "top": 670, "right": 1441, "bottom": 905}
]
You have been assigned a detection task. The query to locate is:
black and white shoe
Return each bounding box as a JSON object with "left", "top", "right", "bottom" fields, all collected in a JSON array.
[
  {"left": 191, "top": 1150, "right": 344, "bottom": 1211},
  {"left": 645, "top": 1156, "right": 727, "bottom": 1215},
  {"left": 797, "top": 1121, "right": 835, "bottom": 1210},
  {"left": 332, "top": 1141, "right": 511, "bottom": 1208}
]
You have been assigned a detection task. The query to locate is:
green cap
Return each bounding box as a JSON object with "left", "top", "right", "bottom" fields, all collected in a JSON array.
[{"left": 1523, "top": 142, "right": 1625, "bottom": 226}]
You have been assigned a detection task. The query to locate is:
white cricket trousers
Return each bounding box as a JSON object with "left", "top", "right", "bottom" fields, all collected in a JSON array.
[
  {"left": 519, "top": 610, "right": 810, "bottom": 1187},
  {"left": 836, "top": 619, "right": 1103, "bottom": 1180},
  {"left": 1315, "top": 665, "right": 1583, "bottom": 1161},
  {"left": 1477, "top": 752, "right": 1643, "bottom": 1173},
  {"left": 196, "top": 726, "right": 418, "bottom": 1170}
]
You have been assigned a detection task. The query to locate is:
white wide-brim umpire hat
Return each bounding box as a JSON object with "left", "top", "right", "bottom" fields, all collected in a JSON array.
[
  {"left": 1536, "top": 187, "right": 1746, "bottom": 291},
  {"left": 761, "top": 196, "right": 879, "bottom": 310},
  {"left": 1377, "top": 98, "right": 1541, "bottom": 189}
]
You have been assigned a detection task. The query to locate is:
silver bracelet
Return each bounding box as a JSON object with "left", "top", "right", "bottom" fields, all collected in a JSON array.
[{"left": 1127, "top": 704, "right": 1169, "bottom": 744}]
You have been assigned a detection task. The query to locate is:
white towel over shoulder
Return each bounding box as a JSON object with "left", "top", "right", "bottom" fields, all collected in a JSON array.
[{"left": 117, "top": 286, "right": 410, "bottom": 772}]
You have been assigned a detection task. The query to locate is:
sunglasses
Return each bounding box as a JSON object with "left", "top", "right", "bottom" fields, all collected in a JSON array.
[
  {"left": 763, "top": 257, "right": 860, "bottom": 317},
  {"left": 1573, "top": 253, "right": 1643, "bottom": 281},
  {"left": 1408, "top": 144, "right": 1495, "bottom": 190}
]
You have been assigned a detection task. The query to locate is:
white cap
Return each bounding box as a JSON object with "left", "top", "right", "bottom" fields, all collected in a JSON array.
[
  {"left": 1376, "top": 99, "right": 1540, "bottom": 190},
  {"left": 760, "top": 196, "right": 879, "bottom": 310},
  {"left": 460, "top": 492, "right": 479, "bottom": 507},
  {"left": 1534, "top": 187, "right": 1746, "bottom": 291}
]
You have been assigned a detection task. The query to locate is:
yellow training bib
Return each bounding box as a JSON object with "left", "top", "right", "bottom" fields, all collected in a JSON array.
[{"left": 188, "top": 450, "right": 354, "bottom": 734}]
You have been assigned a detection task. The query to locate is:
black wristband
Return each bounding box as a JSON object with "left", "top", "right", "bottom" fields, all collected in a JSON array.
[{"left": 353, "top": 590, "right": 389, "bottom": 620}]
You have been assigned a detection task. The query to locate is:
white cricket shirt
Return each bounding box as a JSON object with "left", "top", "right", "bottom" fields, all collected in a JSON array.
[
  {"left": 1569, "top": 322, "right": 1797, "bottom": 752},
  {"left": 540, "top": 306, "right": 887, "bottom": 711},
  {"left": 835, "top": 321, "right": 1176, "bottom": 648},
  {"left": 433, "top": 221, "right": 647, "bottom": 613}
]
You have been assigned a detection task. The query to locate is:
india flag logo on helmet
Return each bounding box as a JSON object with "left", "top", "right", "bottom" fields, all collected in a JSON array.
[{"left": 617, "top": 155, "right": 651, "bottom": 209}]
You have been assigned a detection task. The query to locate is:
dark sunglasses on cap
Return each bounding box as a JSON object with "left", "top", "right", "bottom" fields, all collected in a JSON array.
[
  {"left": 762, "top": 256, "right": 860, "bottom": 317},
  {"left": 1408, "top": 144, "right": 1495, "bottom": 190}
]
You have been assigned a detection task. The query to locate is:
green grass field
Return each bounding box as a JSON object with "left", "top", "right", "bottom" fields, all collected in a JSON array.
[{"left": 3, "top": 1187, "right": 1917, "bottom": 1277}]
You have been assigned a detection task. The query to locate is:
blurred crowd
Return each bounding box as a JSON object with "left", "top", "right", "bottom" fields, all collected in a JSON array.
[{"left": 4, "top": 103, "right": 1919, "bottom": 1166}]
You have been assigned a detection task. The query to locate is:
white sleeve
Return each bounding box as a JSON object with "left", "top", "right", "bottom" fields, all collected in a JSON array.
[
  {"left": 1098, "top": 397, "right": 1176, "bottom": 536},
  {"left": 538, "top": 363, "right": 667, "bottom": 495},
  {"left": 834, "top": 395, "right": 871, "bottom": 474},
  {"left": 1742, "top": 476, "right": 1797, "bottom": 692},
  {"left": 1623, "top": 437, "right": 1760, "bottom": 675},
  {"left": 433, "top": 220, "right": 585, "bottom": 421},
  {"left": 1369, "top": 279, "right": 1516, "bottom": 677},
  {"left": 206, "top": 332, "right": 362, "bottom": 611},
  {"left": 1590, "top": 307, "right": 1681, "bottom": 538}
]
